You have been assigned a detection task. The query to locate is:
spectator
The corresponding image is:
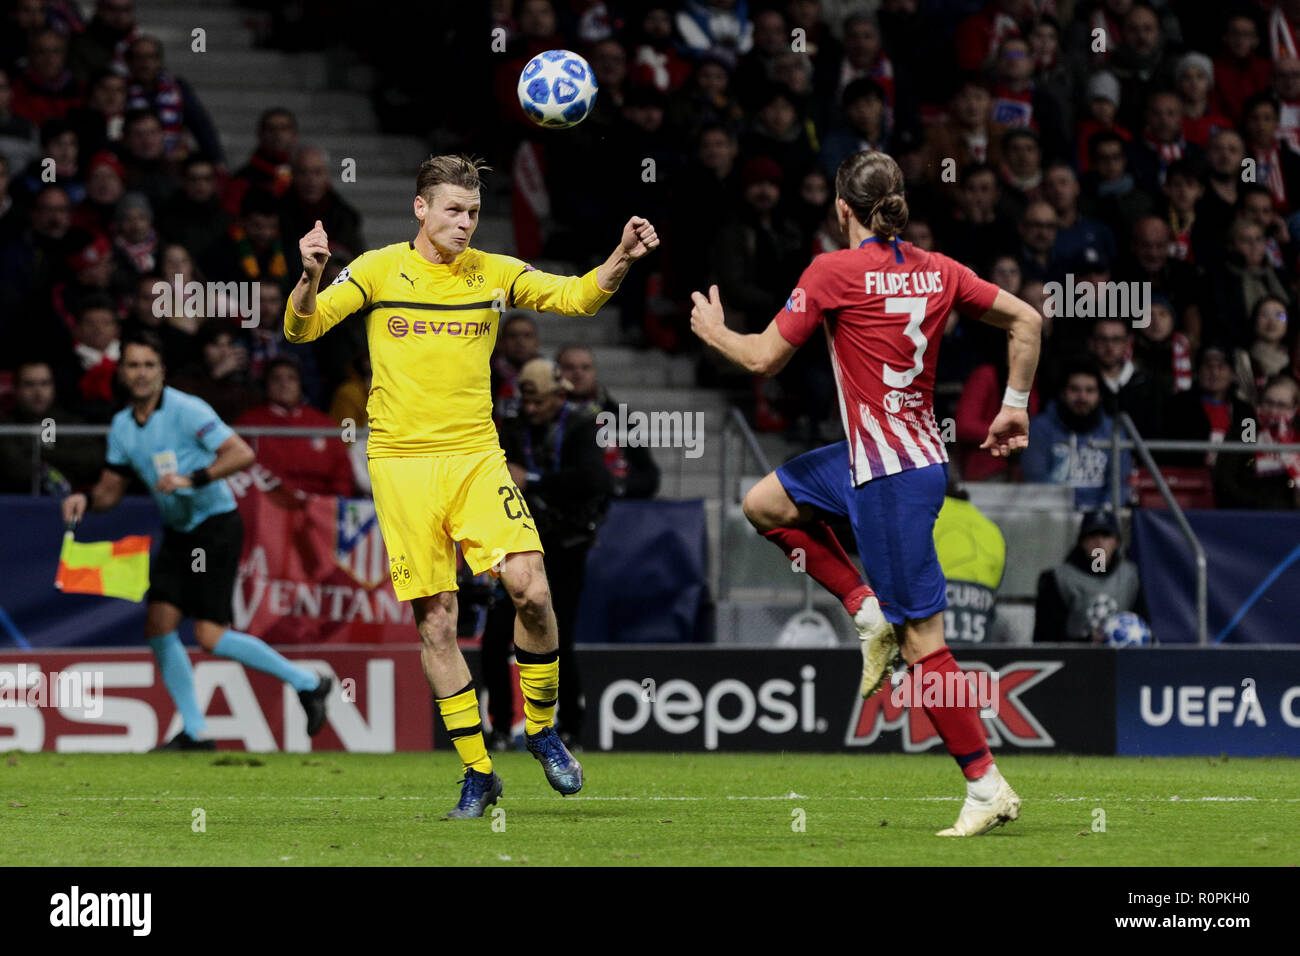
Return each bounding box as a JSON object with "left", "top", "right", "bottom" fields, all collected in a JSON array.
[
  {"left": 954, "top": 354, "right": 1040, "bottom": 481},
  {"left": 111, "top": 191, "right": 157, "bottom": 278},
  {"left": 1273, "top": 54, "right": 1300, "bottom": 153},
  {"left": 69, "top": 0, "right": 140, "bottom": 78},
  {"left": 675, "top": 0, "right": 755, "bottom": 69},
  {"left": 709, "top": 156, "right": 804, "bottom": 334},
  {"left": 1116, "top": 214, "right": 1201, "bottom": 331},
  {"left": 1202, "top": 217, "right": 1291, "bottom": 348},
  {"left": 212, "top": 187, "right": 288, "bottom": 287},
  {"left": 72, "top": 149, "right": 125, "bottom": 236},
  {"left": 235, "top": 358, "right": 354, "bottom": 497},
  {"left": 120, "top": 271, "right": 198, "bottom": 370},
  {"left": 1042, "top": 161, "right": 1116, "bottom": 267},
  {"left": 995, "top": 127, "right": 1044, "bottom": 222},
  {"left": 156, "top": 155, "right": 230, "bottom": 272},
  {"left": 924, "top": 80, "right": 1006, "bottom": 184},
  {"left": 1080, "top": 129, "right": 1154, "bottom": 240},
  {"left": 9, "top": 28, "right": 82, "bottom": 127},
  {"left": 1033, "top": 509, "right": 1146, "bottom": 642},
  {"left": 1194, "top": 128, "right": 1247, "bottom": 257},
  {"left": 242, "top": 279, "right": 322, "bottom": 405},
  {"left": 628, "top": 4, "right": 692, "bottom": 94},
  {"left": 124, "top": 34, "right": 223, "bottom": 163},
  {"left": 223, "top": 107, "right": 297, "bottom": 216},
  {"left": 1214, "top": 374, "right": 1300, "bottom": 509},
  {"left": 14, "top": 117, "right": 82, "bottom": 206},
  {"left": 491, "top": 311, "right": 540, "bottom": 421},
  {"left": 1111, "top": 5, "right": 1168, "bottom": 133},
  {"left": 1015, "top": 198, "right": 1060, "bottom": 283},
  {"left": 67, "top": 293, "right": 121, "bottom": 420},
  {"left": 1021, "top": 358, "right": 1128, "bottom": 508},
  {"left": 954, "top": 0, "right": 1030, "bottom": 74},
  {"left": 1075, "top": 71, "right": 1129, "bottom": 174},
  {"left": 1088, "top": 317, "right": 1163, "bottom": 438},
  {"left": 1129, "top": 91, "right": 1203, "bottom": 196},
  {"left": 818, "top": 78, "right": 889, "bottom": 181},
  {"left": 1174, "top": 52, "right": 1230, "bottom": 147},
  {"left": 990, "top": 37, "right": 1036, "bottom": 129},
  {"left": 0, "top": 184, "right": 73, "bottom": 323},
  {"left": 934, "top": 477, "right": 1006, "bottom": 643},
  {"left": 170, "top": 318, "right": 254, "bottom": 423},
  {"left": 1241, "top": 296, "right": 1293, "bottom": 397},
  {"left": 822, "top": 13, "right": 895, "bottom": 124},
  {"left": 0, "top": 67, "right": 40, "bottom": 173},
  {"left": 1158, "top": 343, "right": 1254, "bottom": 468},
  {"left": 1242, "top": 93, "right": 1300, "bottom": 213},
  {"left": 118, "top": 108, "right": 180, "bottom": 209},
  {"left": 743, "top": 83, "right": 819, "bottom": 177},
  {"left": 557, "top": 343, "right": 661, "bottom": 499},
  {"left": 48, "top": 229, "right": 120, "bottom": 346},
  {"left": 665, "top": 50, "right": 744, "bottom": 136},
  {"left": 1162, "top": 157, "right": 1203, "bottom": 264},
  {"left": 1133, "top": 294, "right": 1192, "bottom": 398},
  {"left": 668, "top": 122, "right": 740, "bottom": 300},
  {"left": 1236, "top": 183, "right": 1294, "bottom": 273},
  {"left": 939, "top": 162, "right": 1018, "bottom": 274},
  {"left": 0, "top": 154, "right": 16, "bottom": 241},
  {"left": 1214, "top": 13, "right": 1270, "bottom": 124},
  {"left": 734, "top": 7, "right": 787, "bottom": 108},
  {"left": 0, "top": 359, "right": 104, "bottom": 494},
  {"left": 279, "top": 145, "right": 364, "bottom": 263},
  {"left": 65, "top": 68, "right": 128, "bottom": 162}
]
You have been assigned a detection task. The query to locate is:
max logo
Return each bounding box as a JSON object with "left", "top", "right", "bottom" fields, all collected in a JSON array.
[{"left": 845, "top": 660, "right": 1063, "bottom": 750}]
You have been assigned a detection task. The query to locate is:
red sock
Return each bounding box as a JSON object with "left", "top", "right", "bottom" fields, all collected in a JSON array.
[
  {"left": 909, "top": 648, "right": 993, "bottom": 780},
  {"left": 762, "top": 523, "right": 873, "bottom": 614}
]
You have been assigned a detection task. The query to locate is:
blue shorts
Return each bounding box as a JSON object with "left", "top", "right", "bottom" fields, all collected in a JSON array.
[{"left": 775, "top": 442, "right": 948, "bottom": 625}]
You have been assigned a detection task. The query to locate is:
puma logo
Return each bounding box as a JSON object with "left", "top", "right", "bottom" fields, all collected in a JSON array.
[{"left": 399, "top": 272, "right": 416, "bottom": 289}]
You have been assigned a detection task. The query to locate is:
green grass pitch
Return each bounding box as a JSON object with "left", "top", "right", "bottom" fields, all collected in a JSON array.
[{"left": 4, "top": 751, "right": 1298, "bottom": 866}]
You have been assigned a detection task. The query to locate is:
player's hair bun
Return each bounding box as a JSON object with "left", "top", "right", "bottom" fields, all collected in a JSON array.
[{"left": 835, "top": 151, "right": 909, "bottom": 240}]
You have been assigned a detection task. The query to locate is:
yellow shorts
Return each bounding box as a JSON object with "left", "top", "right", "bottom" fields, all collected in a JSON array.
[{"left": 369, "top": 449, "right": 543, "bottom": 601}]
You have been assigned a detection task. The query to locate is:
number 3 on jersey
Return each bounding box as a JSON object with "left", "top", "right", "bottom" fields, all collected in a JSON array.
[{"left": 882, "top": 296, "right": 927, "bottom": 389}]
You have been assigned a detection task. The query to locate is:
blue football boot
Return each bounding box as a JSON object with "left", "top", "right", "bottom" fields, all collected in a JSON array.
[
  {"left": 444, "top": 768, "right": 503, "bottom": 819},
  {"left": 525, "top": 726, "right": 583, "bottom": 795}
]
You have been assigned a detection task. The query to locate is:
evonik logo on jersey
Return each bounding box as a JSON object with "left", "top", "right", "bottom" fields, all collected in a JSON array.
[
  {"left": 845, "top": 660, "right": 1063, "bottom": 750},
  {"left": 387, "top": 315, "right": 493, "bottom": 338}
]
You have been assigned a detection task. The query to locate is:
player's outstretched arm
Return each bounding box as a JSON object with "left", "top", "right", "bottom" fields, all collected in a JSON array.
[
  {"left": 690, "top": 284, "right": 797, "bottom": 377},
  {"left": 976, "top": 288, "right": 1043, "bottom": 458},
  {"left": 62, "top": 468, "right": 130, "bottom": 523},
  {"left": 286, "top": 219, "right": 330, "bottom": 338},
  {"left": 595, "top": 216, "right": 659, "bottom": 293}
]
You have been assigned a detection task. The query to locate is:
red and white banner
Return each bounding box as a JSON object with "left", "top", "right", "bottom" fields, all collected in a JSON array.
[
  {"left": 0, "top": 646, "right": 433, "bottom": 752},
  {"left": 229, "top": 467, "right": 415, "bottom": 643}
]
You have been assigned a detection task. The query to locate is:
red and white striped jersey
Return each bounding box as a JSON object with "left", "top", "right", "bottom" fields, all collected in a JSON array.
[{"left": 776, "top": 237, "right": 1000, "bottom": 486}]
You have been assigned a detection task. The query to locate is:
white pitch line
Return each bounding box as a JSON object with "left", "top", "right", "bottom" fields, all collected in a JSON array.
[{"left": 19, "top": 795, "right": 1300, "bottom": 803}]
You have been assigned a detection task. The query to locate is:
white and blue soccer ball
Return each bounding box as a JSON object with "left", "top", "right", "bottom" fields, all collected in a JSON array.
[
  {"left": 517, "top": 49, "right": 598, "bottom": 128},
  {"left": 1102, "top": 611, "right": 1152, "bottom": 647}
]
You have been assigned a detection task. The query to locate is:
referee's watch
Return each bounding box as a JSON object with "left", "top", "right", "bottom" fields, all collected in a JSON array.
[{"left": 188, "top": 467, "right": 213, "bottom": 487}]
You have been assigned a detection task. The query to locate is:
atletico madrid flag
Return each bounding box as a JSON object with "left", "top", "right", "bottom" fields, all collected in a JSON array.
[{"left": 54, "top": 532, "right": 152, "bottom": 602}]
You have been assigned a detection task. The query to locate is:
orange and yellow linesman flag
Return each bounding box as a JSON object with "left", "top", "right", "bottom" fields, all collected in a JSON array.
[{"left": 54, "top": 532, "right": 151, "bottom": 602}]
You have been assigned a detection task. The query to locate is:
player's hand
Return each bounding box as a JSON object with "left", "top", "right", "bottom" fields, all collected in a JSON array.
[
  {"left": 620, "top": 216, "right": 659, "bottom": 260},
  {"left": 62, "top": 493, "right": 88, "bottom": 525},
  {"left": 156, "top": 473, "right": 193, "bottom": 494},
  {"left": 689, "top": 284, "right": 725, "bottom": 344},
  {"left": 300, "top": 219, "right": 330, "bottom": 281},
  {"left": 981, "top": 406, "right": 1030, "bottom": 458}
]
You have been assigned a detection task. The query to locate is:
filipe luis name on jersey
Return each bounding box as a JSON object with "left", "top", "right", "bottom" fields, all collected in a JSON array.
[{"left": 863, "top": 271, "right": 945, "bottom": 295}]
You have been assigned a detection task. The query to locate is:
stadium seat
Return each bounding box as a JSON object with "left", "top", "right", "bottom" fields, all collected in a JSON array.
[{"left": 1129, "top": 466, "right": 1215, "bottom": 510}]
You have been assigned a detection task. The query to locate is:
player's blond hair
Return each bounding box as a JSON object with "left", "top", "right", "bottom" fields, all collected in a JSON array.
[
  {"left": 415, "top": 154, "right": 492, "bottom": 201},
  {"left": 836, "top": 151, "right": 909, "bottom": 240}
]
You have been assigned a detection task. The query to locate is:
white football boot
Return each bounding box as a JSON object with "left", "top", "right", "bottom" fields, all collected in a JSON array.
[
  {"left": 936, "top": 766, "right": 1021, "bottom": 837},
  {"left": 854, "top": 596, "right": 899, "bottom": 698}
]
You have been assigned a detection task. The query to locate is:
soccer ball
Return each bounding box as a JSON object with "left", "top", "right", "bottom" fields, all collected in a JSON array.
[
  {"left": 1102, "top": 611, "right": 1152, "bottom": 647},
  {"left": 517, "top": 49, "right": 598, "bottom": 128}
]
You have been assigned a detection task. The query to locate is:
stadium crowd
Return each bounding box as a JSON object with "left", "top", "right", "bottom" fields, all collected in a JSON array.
[{"left": 4, "top": 0, "right": 1300, "bottom": 646}]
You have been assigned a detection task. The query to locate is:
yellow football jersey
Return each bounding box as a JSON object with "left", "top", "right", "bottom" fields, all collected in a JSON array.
[{"left": 284, "top": 241, "right": 615, "bottom": 456}]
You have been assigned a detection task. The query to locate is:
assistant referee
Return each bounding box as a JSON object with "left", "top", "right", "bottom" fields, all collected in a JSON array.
[{"left": 63, "top": 330, "right": 332, "bottom": 750}]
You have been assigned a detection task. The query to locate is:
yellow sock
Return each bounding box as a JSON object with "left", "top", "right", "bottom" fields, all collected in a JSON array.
[
  {"left": 516, "top": 647, "right": 559, "bottom": 736},
  {"left": 437, "top": 682, "right": 492, "bottom": 773}
]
